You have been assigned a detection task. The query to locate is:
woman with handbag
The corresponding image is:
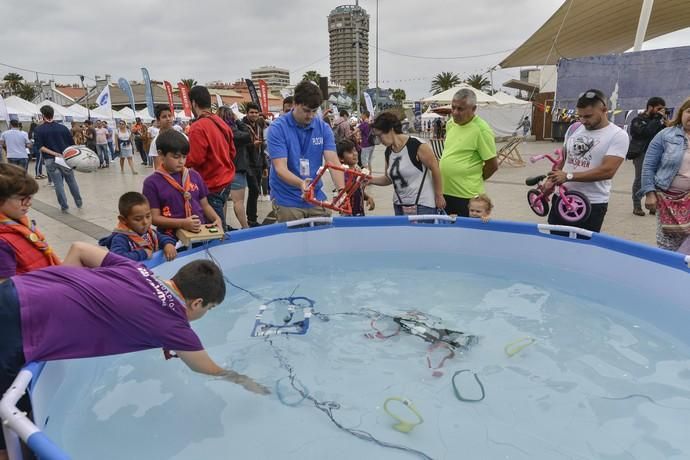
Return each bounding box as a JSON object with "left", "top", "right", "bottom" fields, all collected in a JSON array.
[
  {"left": 641, "top": 97, "right": 690, "bottom": 251},
  {"left": 114, "top": 121, "right": 138, "bottom": 175}
]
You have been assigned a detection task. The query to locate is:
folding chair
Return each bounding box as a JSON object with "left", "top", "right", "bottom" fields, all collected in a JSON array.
[{"left": 496, "top": 137, "right": 525, "bottom": 167}]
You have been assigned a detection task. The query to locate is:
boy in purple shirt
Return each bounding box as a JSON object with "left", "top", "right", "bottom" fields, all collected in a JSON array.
[
  {"left": 0, "top": 242, "right": 269, "bottom": 453},
  {"left": 142, "top": 130, "right": 221, "bottom": 237}
]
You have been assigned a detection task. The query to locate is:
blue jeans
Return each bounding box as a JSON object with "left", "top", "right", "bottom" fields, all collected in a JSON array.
[
  {"left": 393, "top": 204, "right": 440, "bottom": 216},
  {"left": 108, "top": 140, "right": 117, "bottom": 159},
  {"left": 7, "top": 158, "right": 28, "bottom": 171},
  {"left": 45, "top": 158, "right": 83, "bottom": 211},
  {"left": 96, "top": 144, "right": 110, "bottom": 166},
  {"left": 206, "top": 186, "right": 231, "bottom": 230}
]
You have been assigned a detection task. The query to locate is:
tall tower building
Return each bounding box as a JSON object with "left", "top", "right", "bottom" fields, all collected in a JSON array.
[{"left": 328, "top": 4, "right": 369, "bottom": 88}]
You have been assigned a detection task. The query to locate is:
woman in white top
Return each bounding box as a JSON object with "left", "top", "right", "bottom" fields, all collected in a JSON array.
[
  {"left": 114, "top": 121, "right": 138, "bottom": 175},
  {"left": 368, "top": 112, "right": 445, "bottom": 215}
]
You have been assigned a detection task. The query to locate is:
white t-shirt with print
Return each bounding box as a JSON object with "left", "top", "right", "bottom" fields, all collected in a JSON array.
[{"left": 563, "top": 123, "right": 629, "bottom": 204}]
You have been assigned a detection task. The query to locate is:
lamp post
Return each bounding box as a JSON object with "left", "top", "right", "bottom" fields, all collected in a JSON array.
[
  {"left": 375, "top": 0, "right": 379, "bottom": 113},
  {"left": 80, "top": 75, "right": 90, "bottom": 120}
]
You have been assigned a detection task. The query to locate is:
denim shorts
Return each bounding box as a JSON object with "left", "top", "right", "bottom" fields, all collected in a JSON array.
[{"left": 230, "top": 172, "right": 248, "bottom": 191}]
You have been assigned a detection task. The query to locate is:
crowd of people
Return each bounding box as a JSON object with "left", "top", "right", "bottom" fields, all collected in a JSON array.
[{"left": 1, "top": 79, "right": 690, "bottom": 457}]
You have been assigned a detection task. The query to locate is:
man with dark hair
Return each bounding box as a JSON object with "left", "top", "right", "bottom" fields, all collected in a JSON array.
[
  {"left": 334, "top": 108, "right": 353, "bottom": 142},
  {"left": 186, "top": 85, "right": 235, "bottom": 231},
  {"left": 546, "top": 89, "right": 629, "bottom": 232},
  {"left": 33, "top": 105, "right": 83, "bottom": 212},
  {"left": 132, "top": 117, "right": 147, "bottom": 165},
  {"left": 628, "top": 96, "right": 667, "bottom": 216},
  {"left": 84, "top": 119, "right": 97, "bottom": 153},
  {"left": 243, "top": 102, "right": 266, "bottom": 227},
  {"left": 267, "top": 81, "right": 345, "bottom": 222},
  {"left": 148, "top": 104, "right": 177, "bottom": 169},
  {"left": 282, "top": 96, "right": 294, "bottom": 114},
  {"left": 0, "top": 119, "right": 32, "bottom": 171}
]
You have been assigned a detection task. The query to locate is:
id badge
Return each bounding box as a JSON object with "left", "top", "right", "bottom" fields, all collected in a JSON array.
[{"left": 299, "top": 158, "right": 310, "bottom": 177}]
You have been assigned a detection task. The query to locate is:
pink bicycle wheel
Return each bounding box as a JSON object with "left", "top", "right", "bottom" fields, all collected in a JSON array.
[
  {"left": 557, "top": 191, "right": 591, "bottom": 223},
  {"left": 527, "top": 189, "right": 549, "bottom": 217}
]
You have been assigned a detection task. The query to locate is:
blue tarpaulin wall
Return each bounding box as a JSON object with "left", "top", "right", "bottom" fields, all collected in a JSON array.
[{"left": 555, "top": 45, "right": 690, "bottom": 112}]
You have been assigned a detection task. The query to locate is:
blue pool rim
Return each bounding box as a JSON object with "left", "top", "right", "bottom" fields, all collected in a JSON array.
[{"left": 13, "top": 216, "right": 690, "bottom": 459}]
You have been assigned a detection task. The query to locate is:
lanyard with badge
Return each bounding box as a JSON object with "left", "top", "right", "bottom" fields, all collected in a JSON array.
[{"left": 298, "top": 125, "right": 312, "bottom": 178}]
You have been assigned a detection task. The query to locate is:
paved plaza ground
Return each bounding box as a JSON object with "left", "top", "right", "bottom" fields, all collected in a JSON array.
[{"left": 29, "top": 140, "right": 657, "bottom": 258}]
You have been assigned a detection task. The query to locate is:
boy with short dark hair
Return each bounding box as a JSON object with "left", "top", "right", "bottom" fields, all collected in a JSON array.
[
  {"left": 99, "top": 191, "right": 177, "bottom": 261},
  {"left": 143, "top": 130, "right": 222, "bottom": 237},
  {"left": 148, "top": 104, "right": 177, "bottom": 170},
  {"left": 0, "top": 242, "right": 269, "bottom": 454},
  {"left": 336, "top": 139, "right": 374, "bottom": 216}
]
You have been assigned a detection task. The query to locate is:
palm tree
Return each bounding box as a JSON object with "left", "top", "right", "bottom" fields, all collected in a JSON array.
[
  {"left": 301, "top": 70, "right": 321, "bottom": 84},
  {"left": 344, "top": 80, "right": 357, "bottom": 96},
  {"left": 430, "top": 72, "right": 461, "bottom": 95},
  {"left": 180, "top": 78, "right": 197, "bottom": 90},
  {"left": 17, "top": 82, "right": 37, "bottom": 101},
  {"left": 464, "top": 73, "right": 490, "bottom": 92},
  {"left": 391, "top": 88, "right": 406, "bottom": 106},
  {"left": 3, "top": 72, "right": 24, "bottom": 94}
]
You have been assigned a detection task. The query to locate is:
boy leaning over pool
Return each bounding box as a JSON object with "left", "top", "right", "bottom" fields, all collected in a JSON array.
[{"left": 0, "top": 242, "right": 269, "bottom": 426}]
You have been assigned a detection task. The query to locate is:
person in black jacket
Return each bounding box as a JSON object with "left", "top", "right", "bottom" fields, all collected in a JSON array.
[
  {"left": 242, "top": 103, "right": 266, "bottom": 227},
  {"left": 628, "top": 97, "right": 666, "bottom": 216},
  {"left": 218, "top": 106, "right": 252, "bottom": 229}
]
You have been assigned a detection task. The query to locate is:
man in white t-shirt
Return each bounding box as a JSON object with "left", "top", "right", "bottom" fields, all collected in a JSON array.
[
  {"left": 0, "top": 120, "right": 33, "bottom": 171},
  {"left": 546, "top": 89, "right": 629, "bottom": 232}
]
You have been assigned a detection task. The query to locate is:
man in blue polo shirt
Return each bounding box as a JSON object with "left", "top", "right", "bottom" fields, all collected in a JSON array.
[{"left": 267, "top": 81, "right": 344, "bottom": 222}]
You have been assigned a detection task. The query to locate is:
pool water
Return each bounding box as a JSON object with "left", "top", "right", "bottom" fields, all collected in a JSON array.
[{"left": 41, "top": 252, "right": 690, "bottom": 459}]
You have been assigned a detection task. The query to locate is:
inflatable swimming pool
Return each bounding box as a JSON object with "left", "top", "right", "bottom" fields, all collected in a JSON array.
[{"left": 3, "top": 216, "right": 690, "bottom": 459}]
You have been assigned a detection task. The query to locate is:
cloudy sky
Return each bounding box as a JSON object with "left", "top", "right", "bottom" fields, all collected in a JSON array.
[{"left": 2, "top": 0, "right": 689, "bottom": 99}]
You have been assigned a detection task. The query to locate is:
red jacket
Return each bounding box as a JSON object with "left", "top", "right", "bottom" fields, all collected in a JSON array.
[
  {"left": 186, "top": 113, "right": 236, "bottom": 193},
  {"left": 0, "top": 232, "right": 53, "bottom": 275}
]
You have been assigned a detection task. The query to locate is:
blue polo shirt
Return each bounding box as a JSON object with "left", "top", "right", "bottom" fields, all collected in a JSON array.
[{"left": 267, "top": 111, "right": 336, "bottom": 208}]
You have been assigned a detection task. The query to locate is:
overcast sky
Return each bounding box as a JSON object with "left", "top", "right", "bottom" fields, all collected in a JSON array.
[{"left": 1, "top": 0, "right": 689, "bottom": 99}]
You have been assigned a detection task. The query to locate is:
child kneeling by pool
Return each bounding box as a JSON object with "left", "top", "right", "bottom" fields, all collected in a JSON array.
[
  {"left": 0, "top": 242, "right": 269, "bottom": 413},
  {"left": 99, "top": 191, "right": 177, "bottom": 261}
]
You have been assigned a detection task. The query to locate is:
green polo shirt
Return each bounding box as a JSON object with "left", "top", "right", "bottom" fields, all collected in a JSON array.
[{"left": 439, "top": 116, "right": 496, "bottom": 198}]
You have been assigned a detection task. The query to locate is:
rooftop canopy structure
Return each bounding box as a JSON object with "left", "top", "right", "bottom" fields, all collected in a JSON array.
[{"left": 500, "top": 0, "right": 690, "bottom": 68}]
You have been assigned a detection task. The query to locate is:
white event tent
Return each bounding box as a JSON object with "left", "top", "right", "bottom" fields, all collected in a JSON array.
[
  {"left": 423, "top": 85, "right": 531, "bottom": 137},
  {"left": 3, "top": 96, "right": 39, "bottom": 121}
]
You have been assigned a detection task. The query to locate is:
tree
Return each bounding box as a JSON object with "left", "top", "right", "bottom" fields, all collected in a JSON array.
[
  {"left": 180, "top": 78, "right": 197, "bottom": 90},
  {"left": 464, "top": 73, "right": 490, "bottom": 92},
  {"left": 344, "top": 80, "right": 357, "bottom": 96},
  {"left": 430, "top": 72, "right": 461, "bottom": 95},
  {"left": 391, "top": 88, "right": 406, "bottom": 106},
  {"left": 3, "top": 72, "right": 24, "bottom": 94},
  {"left": 17, "top": 82, "right": 37, "bottom": 101},
  {"left": 301, "top": 70, "right": 321, "bottom": 84}
]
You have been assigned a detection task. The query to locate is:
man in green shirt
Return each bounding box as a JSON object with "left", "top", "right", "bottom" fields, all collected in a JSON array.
[{"left": 439, "top": 88, "right": 498, "bottom": 216}]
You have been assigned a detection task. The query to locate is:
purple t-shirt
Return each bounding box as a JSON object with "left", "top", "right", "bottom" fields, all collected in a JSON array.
[
  {"left": 12, "top": 252, "right": 203, "bottom": 362},
  {"left": 0, "top": 240, "right": 17, "bottom": 278},
  {"left": 359, "top": 121, "right": 372, "bottom": 148},
  {"left": 142, "top": 169, "right": 209, "bottom": 223}
]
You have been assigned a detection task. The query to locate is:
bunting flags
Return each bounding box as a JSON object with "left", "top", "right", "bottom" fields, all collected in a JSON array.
[
  {"left": 141, "top": 68, "right": 154, "bottom": 118},
  {"left": 117, "top": 78, "right": 136, "bottom": 115},
  {"left": 258, "top": 80, "right": 269, "bottom": 115},
  {"left": 163, "top": 81, "right": 175, "bottom": 115},
  {"left": 177, "top": 83, "right": 192, "bottom": 117},
  {"left": 95, "top": 85, "right": 111, "bottom": 113}
]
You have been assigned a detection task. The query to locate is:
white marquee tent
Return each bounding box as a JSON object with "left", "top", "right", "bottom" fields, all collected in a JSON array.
[
  {"left": 3, "top": 96, "right": 39, "bottom": 121},
  {"left": 35, "top": 100, "right": 82, "bottom": 122},
  {"left": 424, "top": 85, "right": 532, "bottom": 137}
]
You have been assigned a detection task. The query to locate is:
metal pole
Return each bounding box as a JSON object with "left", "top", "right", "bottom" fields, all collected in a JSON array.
[
  {"left": 375, "top": 0, "right": 379, "bottom": 112},
  {"left": 634, "top": 0, "right": 655, "bottom": 51},
  {"left": 354, "top": 5, "right": 361, "bottom": 114}
]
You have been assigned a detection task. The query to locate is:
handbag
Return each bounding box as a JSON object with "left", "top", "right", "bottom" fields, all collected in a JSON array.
[{"left": 656, "top": 190, "right": 690, "bottom": 234}]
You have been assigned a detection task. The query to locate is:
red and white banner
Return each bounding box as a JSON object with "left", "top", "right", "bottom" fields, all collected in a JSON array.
[
  {"left": 163, "top": 81, "right": 175, "bottom": 115},
  {"left": 258, "top": 79, "right": 269, "bottom": 115},
  {"left": 178, "top": 82, "right": 192, "bottom": 117}
]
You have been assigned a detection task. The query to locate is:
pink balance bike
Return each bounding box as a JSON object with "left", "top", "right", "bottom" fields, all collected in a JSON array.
[{"left": 525, "top": 149, "right": 591, "bottom": 224}]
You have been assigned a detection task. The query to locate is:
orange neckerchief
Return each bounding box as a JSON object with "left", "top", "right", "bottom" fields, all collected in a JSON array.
[
  {"left": 0, "top": 213, "right": 61, "bottom": 266},
  {"left": 155, "top": 166, "right": 193, "bottom": 217},
  {"left": 112, "top": 221, "right": 159, "bottom": 252}
]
